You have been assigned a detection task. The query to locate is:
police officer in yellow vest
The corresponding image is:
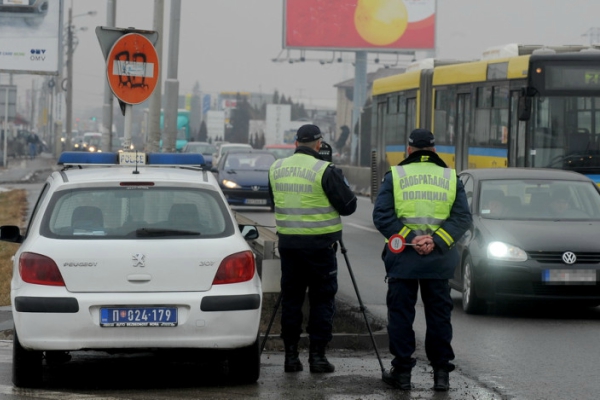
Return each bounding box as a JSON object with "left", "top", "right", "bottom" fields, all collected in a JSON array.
[
  {"left": 268, "top": 124, "right": 357, "bottom": 374},
  {"left": 372, "top": 129, "right": 471, "bottom": 391}
]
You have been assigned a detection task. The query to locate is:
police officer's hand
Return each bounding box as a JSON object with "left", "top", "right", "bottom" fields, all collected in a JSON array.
[{"left": 412, "top": 235, "right": 434, "bottom": 255}]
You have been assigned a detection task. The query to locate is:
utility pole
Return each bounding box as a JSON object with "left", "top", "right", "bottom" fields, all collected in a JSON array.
[
  {"left": 163, "top": 0, "right": 181, "bottom": 153},
  {"left": 101, "top": 0, "right": 116, "bottom": 152},
  {"left": 350, "top": 51, "right": 367, "bottom": 166},
  {"left": 65, "top": 6, "right": 73, "bottom": 151},
  {"left": 146, "top": 0, "right": 164, "bottom": 152}
]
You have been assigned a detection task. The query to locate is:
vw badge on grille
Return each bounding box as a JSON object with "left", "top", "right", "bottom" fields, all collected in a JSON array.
[{"left": 562, "top": 251, "right": 576, "bottom": 265}]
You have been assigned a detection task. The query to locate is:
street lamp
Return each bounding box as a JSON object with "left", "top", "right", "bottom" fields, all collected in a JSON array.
[{"left": 65, "top": 8, "right": 96, "bottom": 152}]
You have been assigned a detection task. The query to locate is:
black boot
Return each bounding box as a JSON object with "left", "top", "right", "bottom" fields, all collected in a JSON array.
[
  {"left": 433, "top": 369, "right": 450, "bottom": 391},
  {"left": 308, "top": 342, "right": 335, "bottom": 373},
  {"left": 382, "top": 367, "right": 411, "bottom": 390},
  {"left": 284, "top": 344, "right": 303, "bottom": 372}
]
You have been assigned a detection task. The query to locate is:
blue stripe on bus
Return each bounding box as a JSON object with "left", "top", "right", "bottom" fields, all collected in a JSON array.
[
  {"left": 387, "top": 145, "right": 507, "bottom": 158},
  {"left": 586, "top": 174, "right": 600, "bottom": 184}
]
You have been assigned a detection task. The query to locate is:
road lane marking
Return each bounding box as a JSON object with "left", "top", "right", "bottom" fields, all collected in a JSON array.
[
  {"left": 0, "top": 384, "right": 127, "bottom": 399},
  {"left": 345, "top": 222, "right": 379, "bottom": 233}
]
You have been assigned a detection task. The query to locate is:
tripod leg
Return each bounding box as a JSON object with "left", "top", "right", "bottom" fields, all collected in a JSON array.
[
  {"left": 339, "top": 239, "right": 386, "bottom": 374},
  {"left": 260, "top": 291, "right": 283, "bottom": 355}
]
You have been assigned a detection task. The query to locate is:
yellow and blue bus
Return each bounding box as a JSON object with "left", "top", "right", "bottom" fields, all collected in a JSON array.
[{"left": 370, "top": 44, "right": 600, "bottom": 200}]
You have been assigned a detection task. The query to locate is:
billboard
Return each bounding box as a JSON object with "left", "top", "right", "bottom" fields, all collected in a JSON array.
[
  {"left": 0, "top": 0, "right": 61, "bottom": 74},
  {"left": 284, "top": 0, "right": 435, "bottom": 51}
]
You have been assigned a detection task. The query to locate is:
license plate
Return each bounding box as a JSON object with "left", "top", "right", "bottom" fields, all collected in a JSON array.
[
  {"left": 245, "top": 199, "right": 267, "bottom": 205},
  {"left": 542, "top": 269, "right": 597, "bottom": 284},
  {"left": 100, "top": 307, "right": 177, "bottom": 327}
]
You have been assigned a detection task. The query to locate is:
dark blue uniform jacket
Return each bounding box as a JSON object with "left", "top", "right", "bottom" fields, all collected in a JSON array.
[{"left": 372, "top": 150, "right": 472, "bottom": 279}]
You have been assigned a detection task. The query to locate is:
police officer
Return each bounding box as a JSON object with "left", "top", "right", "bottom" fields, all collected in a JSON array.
[
  {"left": 372, "top": 129, "right": 471, "bottom": 391},
  {"left": 268, "top": 124, "right": 357, "bottom": 373}
]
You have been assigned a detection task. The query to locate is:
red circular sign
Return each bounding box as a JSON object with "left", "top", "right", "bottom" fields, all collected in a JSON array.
[
  {"left": 107, "top": 33, "right": 159, "bottom": 104},
  {"left": 388, "top": 234, "right": 406, "bottom": 254}
]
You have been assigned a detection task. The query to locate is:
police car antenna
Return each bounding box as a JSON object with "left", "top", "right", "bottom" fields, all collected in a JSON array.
[{"left": 133, "top": 150, "right": 140, "bottom": 174}]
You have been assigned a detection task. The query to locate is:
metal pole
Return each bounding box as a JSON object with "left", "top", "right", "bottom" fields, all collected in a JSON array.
[
  {"left": 3, "top": 87, "right": 8, "bottom": 167},
  {"left": 350, "top": 51, "right": 367, "bottom": 166},
  {"left": 101, "top": 0, "right": 116, "bottom": 152},
  {"left": 146, "top": 0, "right": 164, "bottom": 152},
  {"left": 65, "top": 6, "right": 73, "bottom": 152},
  {"left": 163, "top": 0, "right": 181, "bottom": 153},
  {"left": 124, "top": 104, "right": 133, "bottom": 147}
]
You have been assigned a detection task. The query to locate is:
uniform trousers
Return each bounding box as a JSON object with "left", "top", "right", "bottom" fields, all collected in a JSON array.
[
  {"left": 279, "top": 245, "right": 338, "bottom": 345},
  {"left": 387, "top": 278, "right": 455, "bottom": 372}
]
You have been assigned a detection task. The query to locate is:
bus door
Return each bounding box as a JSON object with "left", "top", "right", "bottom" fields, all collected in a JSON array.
[
  {"left": 454, "top": 93, "right": 471, "bottom": 172},
  {"left": 509, "top": 90, "right": 526, "bottom": 167},
  {"left": 371, "top": 100, "right": 388, "bottom": 202}
]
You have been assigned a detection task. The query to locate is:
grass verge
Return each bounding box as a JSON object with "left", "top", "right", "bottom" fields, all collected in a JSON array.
[{"left": 0, "top": 189, "right": 27, "bottom": 306}]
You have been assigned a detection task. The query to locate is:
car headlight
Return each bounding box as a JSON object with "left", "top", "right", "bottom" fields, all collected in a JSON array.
[
  {"left": 487, "top": 241, "right": 527, "bottom": 262},
  {"left": 222, "top": 179, "right": 241, "bottom": 189}
]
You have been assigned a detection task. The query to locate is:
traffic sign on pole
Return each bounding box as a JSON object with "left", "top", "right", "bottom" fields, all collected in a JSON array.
[{"left": 106, "top": 33, "right": 159, "bottom": 105}]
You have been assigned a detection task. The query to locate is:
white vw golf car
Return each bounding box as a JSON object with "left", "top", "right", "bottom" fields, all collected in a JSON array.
[{"left": 0, "top": 152, "right": 262, "bottom": 387}]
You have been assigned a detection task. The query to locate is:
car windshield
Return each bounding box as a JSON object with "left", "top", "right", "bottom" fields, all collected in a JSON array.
[
  {"left": 266, "top": 147, "right": 295, "bottom": 159},
  {"left": 479, "top": 179, "right": 600, "bottom": 220},
  {"left": 224, "top": 153, "right": 276, "bottom": 170},
  {"left": 185, "top": 143, "right": 216, "bottom": 154},
  {"left": 42, "top": 187, "right": 232, "bottom": 239}
]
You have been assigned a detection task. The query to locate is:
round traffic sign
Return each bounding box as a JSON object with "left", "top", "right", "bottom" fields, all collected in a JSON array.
[
  {"left": 106, "top": 33, "right": 159, "bottom": 104},
  {"left": 388, "top": 234, "right": 406, "bottom": 253}
]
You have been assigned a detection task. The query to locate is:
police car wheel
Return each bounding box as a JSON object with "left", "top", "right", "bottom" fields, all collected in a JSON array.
[{"left": 13, "top": 330, "right": 43, "bottom": 388}]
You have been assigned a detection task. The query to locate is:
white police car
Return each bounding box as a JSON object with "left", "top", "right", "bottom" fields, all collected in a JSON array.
[{"left": 0, "top": 152, "right": 262, "bottom": 387}]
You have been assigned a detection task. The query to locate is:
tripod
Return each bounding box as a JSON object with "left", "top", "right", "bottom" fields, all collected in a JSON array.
[{"left": 260, "top": 238, "right": 385, "bottom": 376}]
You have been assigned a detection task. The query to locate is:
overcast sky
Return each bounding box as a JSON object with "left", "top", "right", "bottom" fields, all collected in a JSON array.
[{"left": 6, "top": 0, "right": 600, "bottom": 117}]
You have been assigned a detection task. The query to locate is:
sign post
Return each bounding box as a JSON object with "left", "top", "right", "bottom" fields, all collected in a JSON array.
[{"left": 96, "top": 27, "right": 159, "bottom": 150}]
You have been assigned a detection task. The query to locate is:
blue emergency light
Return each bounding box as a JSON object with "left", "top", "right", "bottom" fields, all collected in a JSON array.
[{"left": 58, "top": 151, "right": 205, "bottom": 166}]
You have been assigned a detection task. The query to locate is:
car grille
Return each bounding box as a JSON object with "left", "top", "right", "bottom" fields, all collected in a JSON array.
[{"left": 527, "top": 251, "right": 600, "bottom": 264}]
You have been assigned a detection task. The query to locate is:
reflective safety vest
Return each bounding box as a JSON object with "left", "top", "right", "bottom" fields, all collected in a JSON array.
[
  {"left": 269, "top": 153, "right": 342, "bottom": 235},
  {"left": 391, "top": 163, "right": 457, "bottom": 237}
]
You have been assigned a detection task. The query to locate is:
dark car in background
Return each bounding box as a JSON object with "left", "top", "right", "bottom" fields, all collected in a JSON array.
[
  {"left": 182, "top": 141, "right": 217, "bottom": 168},
  {"left": 451, "top": 168, "right": 600, "bottom": 314},
  {"left": 211, "top": 150, "right": 276, "bottom": 210},
  {"left": 264, "top": 143, "right": 295, "bottom": 159}
]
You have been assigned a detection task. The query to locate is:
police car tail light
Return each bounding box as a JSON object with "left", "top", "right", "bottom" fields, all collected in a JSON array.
[
  {"left": 213, "top": 251, "right": 255, "bottom": 285},
  {"left": 19, "top": 252, "right": 65, "bottom": 286}
]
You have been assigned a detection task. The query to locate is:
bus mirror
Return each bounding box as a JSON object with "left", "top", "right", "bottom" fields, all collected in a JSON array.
[{"left": 518, "top": 95, "right": 531, "bottom": 121}]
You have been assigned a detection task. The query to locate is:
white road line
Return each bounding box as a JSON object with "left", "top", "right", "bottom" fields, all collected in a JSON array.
[
  {"left": 0, "top": 385, "right": 127, "bottom": 399},
  {"left": 345, "top": 222, "right": 379, "bottom": 233}
]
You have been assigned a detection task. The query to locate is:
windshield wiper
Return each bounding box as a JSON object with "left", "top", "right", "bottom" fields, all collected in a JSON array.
[{"left": 135, "top": 228, "right": 200, "bottom": 237}]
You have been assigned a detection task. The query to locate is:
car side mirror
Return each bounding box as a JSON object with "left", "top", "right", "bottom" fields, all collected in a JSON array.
[
  {"left": 239, "top": 224, "right": 259, "bottom": 241},
  {"left": 0, "top": 225, "right": 23, "bottom": 243}
]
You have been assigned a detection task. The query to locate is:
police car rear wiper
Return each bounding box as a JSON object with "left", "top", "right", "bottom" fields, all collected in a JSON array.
[{"left": 135, "top": 228, "right": 201, "bottom": 237}]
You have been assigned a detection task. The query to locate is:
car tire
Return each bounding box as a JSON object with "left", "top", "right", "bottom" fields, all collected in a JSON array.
[
  {"left": 228, "top": 334, "right": 260, "bottom": 384},
  {"left": 13, "top": 330, "right": 43, "bottom": 388},
  {"left": 462, "top": 255, "right": 487, "bottom": 315}
]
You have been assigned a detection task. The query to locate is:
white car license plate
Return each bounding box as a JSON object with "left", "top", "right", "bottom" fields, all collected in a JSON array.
[
  {"left": 100, "top": 307, "right": 178, "bottom": 327},
  {"left": 245, "top": 199, "right": 267, "bottom": 205},
  {"left": 542, "top": 269, "right": 597, "bottom": 284}
]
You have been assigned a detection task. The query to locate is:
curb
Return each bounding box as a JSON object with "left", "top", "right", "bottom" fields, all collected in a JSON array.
[{"left": 260, "top": 330, "right": 389, "bottom": 352}]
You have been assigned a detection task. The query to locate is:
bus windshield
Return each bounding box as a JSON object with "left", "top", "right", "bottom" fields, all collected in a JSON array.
[{"left": 528, "top": 95, "right": 600, "bottom": 174}]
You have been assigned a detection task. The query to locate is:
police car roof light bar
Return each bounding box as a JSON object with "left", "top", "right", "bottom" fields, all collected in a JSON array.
[
  {"left": 58, "top": 152, "right": 118, "bottom": 165},
  {"left": 58, "top": 152, "right": 205, "bottom": 167}
]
